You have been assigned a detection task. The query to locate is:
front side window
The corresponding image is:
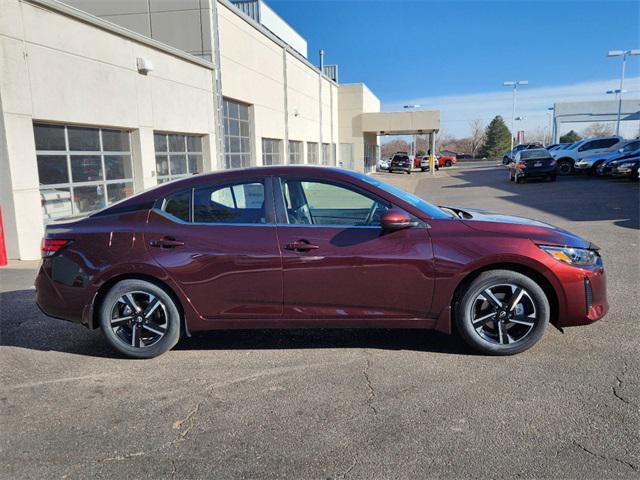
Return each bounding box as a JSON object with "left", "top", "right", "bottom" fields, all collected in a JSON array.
[
  {"left": 154, "top": 133, "right": 202, "bottom": 184},
  {"left": 34, "top": 123, "right": 133, "bottom": 222},
  {"left": 194, "top": 181, "right": 266, "bottom": 224},
  {"left": 262, "top": 138, "right": 282, "bottom": 165},
  {"left": 288, "top": 141, "right": 303, "bottom": 164},
  {"left": 281, "top": 179, "right": 389, "bottom": 226},
  {"left": 223, "top": 98, "right": 251, "bottom": 169}
]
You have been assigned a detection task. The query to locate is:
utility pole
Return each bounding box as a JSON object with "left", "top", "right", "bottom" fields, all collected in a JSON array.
[
  {"left": 503, "top": 80, "right": 529, "bottom": 154},
  {"left": 607, "top": 49, "right": 639, "bottom": 136}
]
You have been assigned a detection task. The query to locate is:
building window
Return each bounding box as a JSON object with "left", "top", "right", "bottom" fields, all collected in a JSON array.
[
  {"left": 307, "top": 142, "right": 318, "bottom": 164},
  {"left": 34, "top": 123, "right": 133, "bottom": 223},
  {"left": 340, "top": 143, "right": 354, "bottom": 170},
  {"left": 154, "top": 133, "right": 202, "bottom": 184},
  {"left": 288, "top": 140, "right": 303, "bottom": 164},
  {"left": 223, "top": 98, "right": 251, "bottom": 169},
  {"left": 322, "top": 143, "right": 330, "bottom": 165},
  {"left": 262, "top": 138, "right": 282, "bottom": 165}
]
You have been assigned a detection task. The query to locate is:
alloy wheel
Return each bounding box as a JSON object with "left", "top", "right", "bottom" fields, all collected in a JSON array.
[
  {"left": 470, "top": 283, "right": 537, "bottom": 346},
  {"left": 109, "top": 291, "right": 168, "bottom": 348}
]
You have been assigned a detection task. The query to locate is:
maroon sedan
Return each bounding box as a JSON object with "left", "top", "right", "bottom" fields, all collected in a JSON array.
[{"left": 36, "top": 166, "right": 608, "bottom": 358}]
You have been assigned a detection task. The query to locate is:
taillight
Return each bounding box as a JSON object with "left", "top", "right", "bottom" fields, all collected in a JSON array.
[
  {"left": 517, "top": 162, "right": 525, "bottom": 169},
  {"left": 41, "top": 238, "right": 71, "bottom": 257}
]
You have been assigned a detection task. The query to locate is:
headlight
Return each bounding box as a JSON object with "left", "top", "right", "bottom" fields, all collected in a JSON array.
[{"left": 539, "top": 245, "right": 601, "bottom": 266}]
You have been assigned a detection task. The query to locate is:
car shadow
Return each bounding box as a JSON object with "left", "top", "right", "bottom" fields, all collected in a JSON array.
[
  {"left": 439, "top": 168, "right": 639, "bottom": 229},
  {"left": 0, "top": 289, "right": 476, "bottom": 358}
]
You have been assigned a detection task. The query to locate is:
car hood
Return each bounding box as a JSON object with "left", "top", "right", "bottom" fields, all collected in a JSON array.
[{"left": 442, "top": 206, "right": 592, "bottom": 249}]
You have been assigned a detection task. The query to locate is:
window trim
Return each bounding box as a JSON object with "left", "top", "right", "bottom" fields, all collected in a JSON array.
[
  {"left": 273, "top": 176, "right": 398, "bottom": 228},
  {"left": 156, "top": 176, "right": 277, "bottom": 226}
]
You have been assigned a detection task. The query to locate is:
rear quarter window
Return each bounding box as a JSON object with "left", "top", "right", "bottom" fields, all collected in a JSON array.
[{"left": 162, "top": 190, "right": 191, "bottom": 222}]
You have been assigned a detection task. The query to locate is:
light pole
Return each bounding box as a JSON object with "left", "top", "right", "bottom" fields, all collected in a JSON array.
[
  {"left": 403, "top": 105, "right": 421, "bottom": 157},
  {"left": 547, "top": 107, "right": 555, "bottom": 144},
  {"left": 503, "top": 80, "right": 529, "bottom": 154},
  {"left": 607, "top": 49, "right": 640, "bottom": 136}
]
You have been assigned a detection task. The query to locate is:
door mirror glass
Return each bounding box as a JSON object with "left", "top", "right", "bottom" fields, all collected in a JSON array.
[{"left": 381, "top": 209, "right": 413, "bottom": 231}]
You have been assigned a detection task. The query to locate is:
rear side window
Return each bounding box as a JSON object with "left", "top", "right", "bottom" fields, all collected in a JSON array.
[
  {"left": 194, "top": 181, "right": 266, "bottom": 224},
  {"left": 162, "top": 190, "right": 191, "bottom": 222}
]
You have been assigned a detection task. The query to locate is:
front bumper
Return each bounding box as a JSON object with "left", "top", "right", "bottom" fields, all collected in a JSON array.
[
  {"left": 574, "top": 162, "right": 594, "bottom": 171},
  {"left": 552, "top": 261, "right": 608, "bottom": 327}
]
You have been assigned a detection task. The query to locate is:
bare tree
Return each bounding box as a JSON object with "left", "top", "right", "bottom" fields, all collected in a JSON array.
[
  {"left": 469, "top": 119, "right": 486, "bottom": 159},
  {"left": 526, "top": 127, "right": 547, "bottom": 145},
  {"left": 582, "top": 123, "right": 614, "bottom": 137},
  {"left": 381, "top": 139, "right": 411, "bottom": 158}
]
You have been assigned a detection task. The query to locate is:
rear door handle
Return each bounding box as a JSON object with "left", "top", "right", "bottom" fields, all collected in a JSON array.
[
  {"left": 285, "top": 240, "right": 319, "bottom": 252},
  {"left": 149, "top": 237, "right": 184, "bottom": 248}
]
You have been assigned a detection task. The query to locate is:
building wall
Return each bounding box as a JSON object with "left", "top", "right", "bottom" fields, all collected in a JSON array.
[
  {"left": 0, "top": 0, "right": 217, "bottom": 259},
  {"left": 218, "top": 0, "right": 338, "bottom": 166},
  {"left": 62, "top": 0, "right": 214, "bottom": 60},
  {"left": 338, "top": 83, "right": 381, "bottom": 172}
]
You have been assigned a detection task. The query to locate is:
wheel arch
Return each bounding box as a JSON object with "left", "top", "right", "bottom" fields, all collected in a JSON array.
[
  {"left": 450, "top": 262, "right": 560, "bottom": 328},
  {"left": 88, "top": 273, "right": 189, "bottom": 336}
]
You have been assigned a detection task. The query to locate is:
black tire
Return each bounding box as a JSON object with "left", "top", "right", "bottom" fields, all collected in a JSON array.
[
  {"left": 99, "top": 279, "right": 181, "bottom": 359},
  {"left": 388, "top": 168, "right": 392, "bottom": 173},
  {"left": 406, "top": 170, "right": 411, "bottom": 175},
  {"left": 445, "top": 160, "right": 452, "bottom": 167},
  {"left": 589, "top": 161, "right": 603, "bottom": 176},
  {"left": 503, "top": 157, "right": 510, "bottom": 165},
  {"left": 557, "top": 159, "right": 573, "bottom": 176},
  {"left": 455, "top": 270, "right": 550, "bottom": 355},
  {"left": 421, "top": 168, "right": 426, "bottom": 172}
]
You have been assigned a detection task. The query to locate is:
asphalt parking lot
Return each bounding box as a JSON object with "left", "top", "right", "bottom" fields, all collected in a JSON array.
[{"left": 1, "top": 162, "right": 638, "bottom": 479}]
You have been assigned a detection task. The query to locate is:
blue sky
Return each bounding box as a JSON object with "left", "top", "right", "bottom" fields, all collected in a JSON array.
[{"left": 270, "top": 0, "right": 640, "bottom": 137}]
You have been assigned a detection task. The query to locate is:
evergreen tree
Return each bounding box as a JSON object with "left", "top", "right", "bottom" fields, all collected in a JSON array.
[
  {"left": 481, "top": 116, "right": 512, "bottom": 159},
  {"left": 560, "top": 130, "right": 581, "bottom": 143}
]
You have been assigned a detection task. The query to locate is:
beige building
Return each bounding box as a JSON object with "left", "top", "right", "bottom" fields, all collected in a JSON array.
[{"left": 0, "top": 0, "right": 439, "bottom": 260}]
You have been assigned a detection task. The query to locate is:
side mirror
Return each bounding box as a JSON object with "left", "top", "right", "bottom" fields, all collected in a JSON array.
[{"left": 381, "top": 209, "right": 414, "bottom": 231}]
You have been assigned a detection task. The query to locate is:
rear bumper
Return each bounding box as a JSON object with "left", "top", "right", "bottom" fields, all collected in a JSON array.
[
  {"left": 520, "top": 166, "right": 557, "bottom": 177},
  {"left": 35, "top": 262, "right": 90, "bottom": 326}
]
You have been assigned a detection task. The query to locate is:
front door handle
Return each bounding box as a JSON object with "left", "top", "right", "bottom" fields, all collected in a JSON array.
[
  {"left": 285, "top": 240, "right": 319, "bottom": 252},
  {"left": 149, "top": 237, "right": 185, "bottom": 248}
]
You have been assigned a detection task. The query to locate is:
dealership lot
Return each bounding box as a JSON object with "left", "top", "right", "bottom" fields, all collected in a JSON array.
[{"left": 1, "top": 162, "right": 638, "bottom": 479}]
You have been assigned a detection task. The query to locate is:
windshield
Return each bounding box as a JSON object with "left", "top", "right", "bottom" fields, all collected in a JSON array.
[{"left": 348, "top": 171, "right": 454, "bottom": 219}]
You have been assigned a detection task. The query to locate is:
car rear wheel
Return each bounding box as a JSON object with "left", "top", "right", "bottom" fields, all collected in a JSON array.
[
  {"left": 99, "top": 279, "right": 181, "bottom": 359},
  {"left": 557, "top": 159, "right": 573, "bottom": 176},
  {"left": 455, "top": 270, "right": 550, "bottom": 355},
  {"left": 445, "top": 160, "right": 452, "bottom": 167},
  {"left": 514, "top": 171, "right": 524, "bottom": 183}
]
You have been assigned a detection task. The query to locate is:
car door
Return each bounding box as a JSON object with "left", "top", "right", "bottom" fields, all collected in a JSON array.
[
  {"left": 578, "top": 138, "right": 620, "bottom": 159},
  {"left": 145, "top": 176, "right": 283, "bottom": 319},
  {"left": 274, "top": 175, "right": 435, "bottom": 319}
]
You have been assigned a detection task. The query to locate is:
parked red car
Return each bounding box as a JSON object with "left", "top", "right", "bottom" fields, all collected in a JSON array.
[
  {"left": 36, "top": 166, "right": 608, "bottom": 358},
  {"left": 437, "top": 153, "right": 457, "bottom": 168}
]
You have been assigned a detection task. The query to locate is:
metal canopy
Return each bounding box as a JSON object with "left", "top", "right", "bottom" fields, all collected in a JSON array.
[
  {"left": 360, "top": 110, "right": 440, "bottom": 135},
  {"left": 553, "top": 100, "right": 640, "bottom": 123}
]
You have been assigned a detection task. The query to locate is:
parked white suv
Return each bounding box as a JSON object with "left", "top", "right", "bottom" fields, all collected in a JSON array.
[{"left": 551, "top": 136, "right": 623, "bottom": 175}]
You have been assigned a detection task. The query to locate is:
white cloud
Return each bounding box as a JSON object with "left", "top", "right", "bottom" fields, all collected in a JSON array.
[{"left": 383, "top": 77, "right": 640, "bottom": 139}]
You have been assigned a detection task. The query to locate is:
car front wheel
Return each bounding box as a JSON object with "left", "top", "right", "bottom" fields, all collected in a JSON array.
[
  {"left": 557, "top": 160, "right": 573, "bottom": 176},
  {"left": 99, "top": 279, "right": 181, "bottom": 359},
  {"left": 455, "top": 270, "right": 550, "bottom": 355}
]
